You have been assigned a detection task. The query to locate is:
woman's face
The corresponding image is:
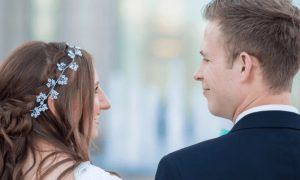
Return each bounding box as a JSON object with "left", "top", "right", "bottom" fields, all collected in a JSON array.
[{"left": 91, "top": 70, "right": 111, "bottom": 139}]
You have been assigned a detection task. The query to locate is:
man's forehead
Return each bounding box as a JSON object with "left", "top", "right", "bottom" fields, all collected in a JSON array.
[
  {"left": 204, "top": 21, "right": 224, "bottom": 42},
  {"left": 201, "top": 21, "right": 229, "bottom": 59}
]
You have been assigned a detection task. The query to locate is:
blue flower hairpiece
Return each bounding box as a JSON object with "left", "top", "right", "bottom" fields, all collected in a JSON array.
[{"left": 31, "top": 43, "right": 82, "bottom": 118}]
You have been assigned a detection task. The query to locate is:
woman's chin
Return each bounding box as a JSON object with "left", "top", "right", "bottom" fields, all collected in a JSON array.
[{"left": 91, "top": 130, "right": 98, "bottom": 140}]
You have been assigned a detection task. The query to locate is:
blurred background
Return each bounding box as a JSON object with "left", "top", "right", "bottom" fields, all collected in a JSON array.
[{"left": 1, "top": 0, "right": 300, "bottom": 179}]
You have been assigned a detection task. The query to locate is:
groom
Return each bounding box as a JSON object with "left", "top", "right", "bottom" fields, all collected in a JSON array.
[{"left": 155, "top": 0, "right": 300, "bottom": 179}]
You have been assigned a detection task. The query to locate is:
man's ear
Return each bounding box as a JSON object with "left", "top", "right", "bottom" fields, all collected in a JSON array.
[
  {"left": 47, "top": 97, "right": 57, "bottom": 116},
  {"left": 237, "top": 52, "right": 256, "bottom": 82}
]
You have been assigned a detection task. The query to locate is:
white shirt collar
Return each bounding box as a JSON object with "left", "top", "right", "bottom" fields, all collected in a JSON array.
[{"left": 235, "top": 104, "right": 299, "bottom": 124}]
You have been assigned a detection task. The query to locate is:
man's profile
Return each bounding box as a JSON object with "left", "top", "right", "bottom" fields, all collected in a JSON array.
[{"left": 155, "top": 0, "right": 300, "bottom": 179}]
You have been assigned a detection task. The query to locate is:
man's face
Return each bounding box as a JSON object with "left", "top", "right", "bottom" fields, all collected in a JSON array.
[{"left": 194, "top": 21, "right": 241, "bottom": 120}]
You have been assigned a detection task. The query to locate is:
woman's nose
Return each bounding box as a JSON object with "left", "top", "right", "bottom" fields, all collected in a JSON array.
[{"left": 99, "top": 91, "right": 111, "bottom": 110}]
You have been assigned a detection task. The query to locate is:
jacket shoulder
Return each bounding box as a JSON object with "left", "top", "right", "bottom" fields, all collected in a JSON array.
[{"left": 155, "top": 136, "right": 229, "bottom": 180}]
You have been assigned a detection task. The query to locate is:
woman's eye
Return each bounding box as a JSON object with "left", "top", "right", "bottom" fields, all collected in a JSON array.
[{"left": 95, "top": 86, "right": 99, "bottom": 93}]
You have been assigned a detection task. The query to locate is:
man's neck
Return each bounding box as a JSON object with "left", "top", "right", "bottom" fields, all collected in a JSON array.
[{"left": 232, "top": 91, "right": 291, "bottom": 122}]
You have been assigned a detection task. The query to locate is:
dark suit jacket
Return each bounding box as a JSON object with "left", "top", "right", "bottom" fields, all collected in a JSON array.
[{"left": 155, "top": 111, "right": 300, "bottom": 180}]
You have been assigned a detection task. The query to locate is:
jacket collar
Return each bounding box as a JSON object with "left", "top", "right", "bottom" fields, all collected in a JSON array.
[
  {"left": 235, "top": 105, "right": 299, "bottom": 124},
  {"left": 230, "top": 111, "right": 300, "bottom": 132}
]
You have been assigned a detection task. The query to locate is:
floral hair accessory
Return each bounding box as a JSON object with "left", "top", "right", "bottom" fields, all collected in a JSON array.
[{"left": 31, "top": 43, "right": 82, "bottom": 118}]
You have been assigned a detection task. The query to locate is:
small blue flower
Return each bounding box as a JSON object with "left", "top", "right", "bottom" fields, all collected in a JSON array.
[
  {"left": 31, "top": 107, "right": 41, "bottom": 118},
  {"left": 46, "top": 78, "right": 56, "bottom": 88},
  {"left": 74, "top": 48, "right": 82, "bottom": 56},
  {"left": 67, "top": 49, "right": 76, "bottom": 59},
  {"left": 50, "top": 89, "right": 59, "bottom": 99},
  {"left": 69, "top": 62, "right": 79, "bottom": 71},
  {"left": 57, "top": 75, "right": 68, "bottom": 85},
  {"left": 67, "top": 44, "right": 82, "bottom": 59},
  {"left": 31, "top": 112, "right": 37, "bottom": 118},
  {"left": 36, "top": 93, "right": 47, "bottom": 103},
  {"left": 39, "top": 104, "right": 48, "bottom": 112},
  {"left": 57, "top": 62, "right": 67, "bottom": 71},
  {"left": 31, "top": 104, "right": 48, "bottom": 118}
]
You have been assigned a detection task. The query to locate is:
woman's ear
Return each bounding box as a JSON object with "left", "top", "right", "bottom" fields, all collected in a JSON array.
[{"left": 47, "top": 97, "right": 57, "bottom": 116}]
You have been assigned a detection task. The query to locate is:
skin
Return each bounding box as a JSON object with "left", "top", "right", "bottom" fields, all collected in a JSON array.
[{"left": 194, "top": 20, "right": 291, "bottom": 122}]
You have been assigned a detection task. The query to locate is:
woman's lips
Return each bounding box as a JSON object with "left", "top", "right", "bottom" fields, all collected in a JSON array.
[{"left": 94, "top": 116, "right": 100, "bottom": 124}]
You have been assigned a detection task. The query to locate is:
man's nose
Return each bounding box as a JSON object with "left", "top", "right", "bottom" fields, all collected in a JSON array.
[{"left": 194, "top": 68, "right": 203, "bottom": 81}]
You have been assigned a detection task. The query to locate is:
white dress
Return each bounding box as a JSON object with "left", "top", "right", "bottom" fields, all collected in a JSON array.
[{"left": 74, "top": 161, "right": 122, "bottom": 180}]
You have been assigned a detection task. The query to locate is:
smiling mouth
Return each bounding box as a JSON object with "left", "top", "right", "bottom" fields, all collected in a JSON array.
[
  {"left": 203, "top": 88, "right": 210, "bottom": 95},
  {"left": 94, "top": 116, "right": 100, "bottom": 122}
]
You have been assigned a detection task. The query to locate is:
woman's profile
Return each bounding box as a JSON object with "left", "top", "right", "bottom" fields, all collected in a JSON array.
[{"left": 0, "top": 41, "right": 121, "bottom": 180}]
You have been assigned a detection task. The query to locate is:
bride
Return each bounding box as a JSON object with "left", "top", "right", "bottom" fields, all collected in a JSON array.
[{"left": 0, "top": 41, "right": 121, "bottom": 180}]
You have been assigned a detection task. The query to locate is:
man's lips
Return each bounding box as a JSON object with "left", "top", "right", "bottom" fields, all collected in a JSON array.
[{"left": 203, "top": 88, "right": 210, "bottom": 95}]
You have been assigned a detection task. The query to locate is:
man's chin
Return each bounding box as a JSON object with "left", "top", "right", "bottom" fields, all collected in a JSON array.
[{"left": 208, "top": 106, "right": 223, "bottom": 117}]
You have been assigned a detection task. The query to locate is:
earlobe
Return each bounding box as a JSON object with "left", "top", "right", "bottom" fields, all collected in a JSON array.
[{"left": 47, "top": 97, "right": 57, "bottom": 116}]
